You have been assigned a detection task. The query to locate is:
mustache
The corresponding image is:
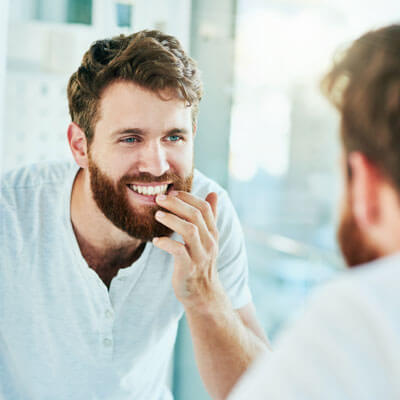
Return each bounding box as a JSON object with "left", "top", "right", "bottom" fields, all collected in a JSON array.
[{"left": 119, "top": 172, "right": 183, "bottom": 184}]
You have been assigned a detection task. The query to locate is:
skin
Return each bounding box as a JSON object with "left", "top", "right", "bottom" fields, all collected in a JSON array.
[
  {"left": 68, "top": 80, "right": 270, "bottom": 399},
  {"left": 154, "top": 191, "right": 270, "bottom": 399},
  {"left": 342, "top": 151, "right": 400, "bottom": 258}
]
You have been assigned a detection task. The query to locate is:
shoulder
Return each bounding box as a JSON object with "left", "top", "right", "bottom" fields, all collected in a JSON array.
[
  {"left": 230, "top": 260, "right": 400, "bottom": 399},
  {"left": 1, "top": 161, "right": 76, "bottom": 190},
  {"left": 346, "top": 253, "right": 400, "bottom": 300},
  {"left": 191, "top": 169, "right": 234, "bottom": 218},
  {"left": 1, "top": 161, "right": 77, "bottom": 222},
  {"left": 1, "top": 161, "right": 77, "bottom": 264},
  {"left": 309, "top": 254, "right": 400, "bottom": 317},
  {"left": 280, "top": 257, "right": 400, "bottom": 375},
  {"left": 191, "top": 169, "right": 228, "bottom": 199}
]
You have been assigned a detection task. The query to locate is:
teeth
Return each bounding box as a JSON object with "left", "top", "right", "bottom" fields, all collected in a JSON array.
[{"left": 129, "top": 184, "right": 168, "bottom": 196}]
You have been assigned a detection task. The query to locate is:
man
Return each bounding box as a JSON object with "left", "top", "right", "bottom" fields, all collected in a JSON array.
[
  {"left": 0, "top": 30, "right": 268, "bottom": 400},
  {"left": 229, "top": 24, "right": 400, "bottom": 400}
]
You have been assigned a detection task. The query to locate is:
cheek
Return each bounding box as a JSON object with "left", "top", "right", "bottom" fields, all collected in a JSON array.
[
  {"left": 94, "top": 152, "right": 130, "bottom": 182},
  {"left": 168, "top": 145, "right": 193, "bottom": 173}
]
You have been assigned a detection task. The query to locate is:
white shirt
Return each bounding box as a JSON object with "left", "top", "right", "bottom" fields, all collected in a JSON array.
[
  {"left": 229, "top": 253, "right": 400, "bottom": 400},
  {"left": 0, "top": 161, "right": 251, "bottom": 400}
]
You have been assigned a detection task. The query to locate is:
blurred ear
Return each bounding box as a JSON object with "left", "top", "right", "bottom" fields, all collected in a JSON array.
[
  {"left": 68, "top": 122, "right": 89, "bottom": 168},
  {"left": 348, "top": 152, "right": 381, "bottom": 229}
]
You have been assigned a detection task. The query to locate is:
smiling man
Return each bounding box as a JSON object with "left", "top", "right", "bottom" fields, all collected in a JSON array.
[{"left": 0, "top": 30, "right": 268, "bottom": 400}]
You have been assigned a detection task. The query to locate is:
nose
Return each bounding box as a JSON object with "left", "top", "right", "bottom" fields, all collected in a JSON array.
[{"left": 137, "top": 141, "right": 169, "bottom": 177}]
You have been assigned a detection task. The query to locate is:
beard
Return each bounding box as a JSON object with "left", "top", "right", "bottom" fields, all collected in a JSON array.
[
  {"left": 337, "top": 201, "right": 381, "bottom": 268},
  {"left": 88, "top": 154, "right": 193, "bottom": 241}
]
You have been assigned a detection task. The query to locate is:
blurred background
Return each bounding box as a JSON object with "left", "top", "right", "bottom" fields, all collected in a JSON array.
[{"left": 0, "top": 0, "right": 399, "bottom": 398}]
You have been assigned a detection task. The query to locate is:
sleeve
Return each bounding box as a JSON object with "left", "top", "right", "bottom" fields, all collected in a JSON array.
[
  {"left": 215, "top": 189, "right": 252, "bottom": 310},
  {"left": 228, "top": 279, "right": 396, "bottom": 400}
]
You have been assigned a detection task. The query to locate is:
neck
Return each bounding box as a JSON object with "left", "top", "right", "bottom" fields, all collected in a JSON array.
[{"left": 70, "top": 167, "right": 144, "bottom": 271}]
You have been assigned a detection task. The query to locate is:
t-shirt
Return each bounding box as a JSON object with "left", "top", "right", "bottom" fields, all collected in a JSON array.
[
  {"left": 229, "top": 253, "right": 400, "bottom": 400},
  {"left": 0, "top": 161, "right": 251, "bottom": 400}
]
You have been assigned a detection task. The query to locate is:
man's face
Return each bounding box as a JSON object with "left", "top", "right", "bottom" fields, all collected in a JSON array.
[
  {"left": 87, "top": 81, "right": 194, "bottom": 241},
  {"left": 337, "top": 159, "right": 380, "bottom": 267}
]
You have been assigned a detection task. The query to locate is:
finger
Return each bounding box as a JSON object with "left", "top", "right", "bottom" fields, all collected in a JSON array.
[
  {"left": 165, "top": 191, "right": 218, "bottom": 238},
  {"left": 152, "top": 236, "right": 190, "bottom": 262},
  {"left": 156, "top": 194, "right": 211, "bottom": 244},
  {"left": 205, "top": 192, "right": 218, "bottom": 219},
  {"left": 154, "top": 211, "right": 204, "bottom": 261}
]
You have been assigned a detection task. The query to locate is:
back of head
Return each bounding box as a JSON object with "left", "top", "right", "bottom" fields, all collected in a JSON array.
[
  {"left": 322, "top": 25, "right": 400, "bottom": 189},
  {"left": 67, "top": 30, "right": 202, "bottom": 144}
]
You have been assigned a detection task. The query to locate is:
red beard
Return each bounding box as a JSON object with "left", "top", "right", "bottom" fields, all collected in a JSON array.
[
  {"left": 337, "top": 200, "right": 381, "bottom": 267},
  {"left": 88, "top": 155, "right": 193, "bottom": 241}
]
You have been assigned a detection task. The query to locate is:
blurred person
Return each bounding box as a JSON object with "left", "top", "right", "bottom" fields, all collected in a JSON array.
[
  {"left": 0, "top": 30, "right": 269, "bottom": 400},
  {"left": 228, "top": 24, "right": 400, "bottom": 400}
]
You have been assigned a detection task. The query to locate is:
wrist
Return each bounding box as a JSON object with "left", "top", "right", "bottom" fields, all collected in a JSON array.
[{"left": 182, "top": 282, "right": 231, "bottom": 317}]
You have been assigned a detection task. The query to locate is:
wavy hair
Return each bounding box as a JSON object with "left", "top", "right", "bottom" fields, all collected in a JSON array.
[
  {"left": 322, "top": 25, "right": 400, "bottom": 187},
  {"left": 67, "top": 30, "right": 202, "bottom": 144}
]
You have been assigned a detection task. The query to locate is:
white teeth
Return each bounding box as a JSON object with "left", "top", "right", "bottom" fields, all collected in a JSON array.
[{"left": 129, "top": 184, "right": 168, "bottom": 196}]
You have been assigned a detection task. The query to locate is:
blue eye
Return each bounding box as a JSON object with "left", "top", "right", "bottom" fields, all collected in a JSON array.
[
  {"left": 122, "top": 137, "right": 138, "bottom": 143},
  {"left": 167, "top": 135, "right": 182, "bottom": 142}
]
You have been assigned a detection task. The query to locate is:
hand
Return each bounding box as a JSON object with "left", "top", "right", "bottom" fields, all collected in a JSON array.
[{"left": 153, "top": 191, "right": 226, "bottom": 312}]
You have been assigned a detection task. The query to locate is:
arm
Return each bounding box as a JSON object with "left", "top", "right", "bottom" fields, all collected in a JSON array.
[
  {"left": 153, "top": 191, "right": 270, "bottom": 400},
  {"left": 186, "top": 300, "right": 271, "bottom": 400}
]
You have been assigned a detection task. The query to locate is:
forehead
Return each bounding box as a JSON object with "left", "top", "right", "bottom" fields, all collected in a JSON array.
[{"left": 96, "top": 81, "right": 192, "bottom": 133}]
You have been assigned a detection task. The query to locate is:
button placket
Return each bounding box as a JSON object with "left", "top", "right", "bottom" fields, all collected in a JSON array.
[{"left": 100, "top": 299, "right": 115, "bottom": 359}]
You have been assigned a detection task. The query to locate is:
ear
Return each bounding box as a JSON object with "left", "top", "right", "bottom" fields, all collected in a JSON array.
[
  {"left": 68, "top": 122, "right": 89, "bottom": 168},
  {"left": 192, "top": 123, "right": 197, "bottom": 138},
  {"left": 348, "top": 152, "right": 381, "bottom": 229}
]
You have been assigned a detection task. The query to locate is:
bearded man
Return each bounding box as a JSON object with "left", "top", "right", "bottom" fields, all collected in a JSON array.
[
  {"left": 229, "top": 24, "right": 400, "bottom": 400},
  {"left": 0, "top": 30, "right": 269, "bottom": 400}
]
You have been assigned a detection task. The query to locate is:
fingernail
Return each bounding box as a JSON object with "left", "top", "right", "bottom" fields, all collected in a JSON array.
[
  {"left": 155, "top": 211, "right": 165, "bottom": 219},
  {"left": 157, "top": 194, "right": 167, "bottom": 201}
]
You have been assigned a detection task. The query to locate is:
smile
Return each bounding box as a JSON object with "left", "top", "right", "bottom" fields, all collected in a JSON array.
[{"left": 127, "top": 183, "right": 170, "bottom": 196}]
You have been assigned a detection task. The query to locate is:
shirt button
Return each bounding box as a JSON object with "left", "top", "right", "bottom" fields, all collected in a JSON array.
[
  {"left": 105, "top": 310, "right": 113, "bottom": 319},
  {"left": 103, "top": 338, "right": 113, "bottom": 347}
]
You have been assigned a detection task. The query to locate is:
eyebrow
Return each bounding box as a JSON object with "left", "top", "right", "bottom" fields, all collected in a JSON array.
[
  {"left": 111, "top": 128, "right": 144, "bottom": 136},
  {"left": 165, "top": 128, "right": 190, "bottom": 136},
  {"left": 111, "top": 127, "right": 190, "bottom": 136}
]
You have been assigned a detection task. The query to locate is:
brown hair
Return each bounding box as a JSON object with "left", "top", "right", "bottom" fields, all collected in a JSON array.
[
  {"left": 322, "top": 25, "right": 400, "bottom": 188},
  {"left": 67, "top": 30, "right": 202, "bottom": 144}
]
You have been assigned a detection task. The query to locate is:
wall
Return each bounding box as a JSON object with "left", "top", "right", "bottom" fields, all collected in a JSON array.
[
  {"left": 190, "top": 0, "right": 236, "bottom": 189},
  {"left": 0, "top": 0, "right": 9, "bottom": 172}
]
